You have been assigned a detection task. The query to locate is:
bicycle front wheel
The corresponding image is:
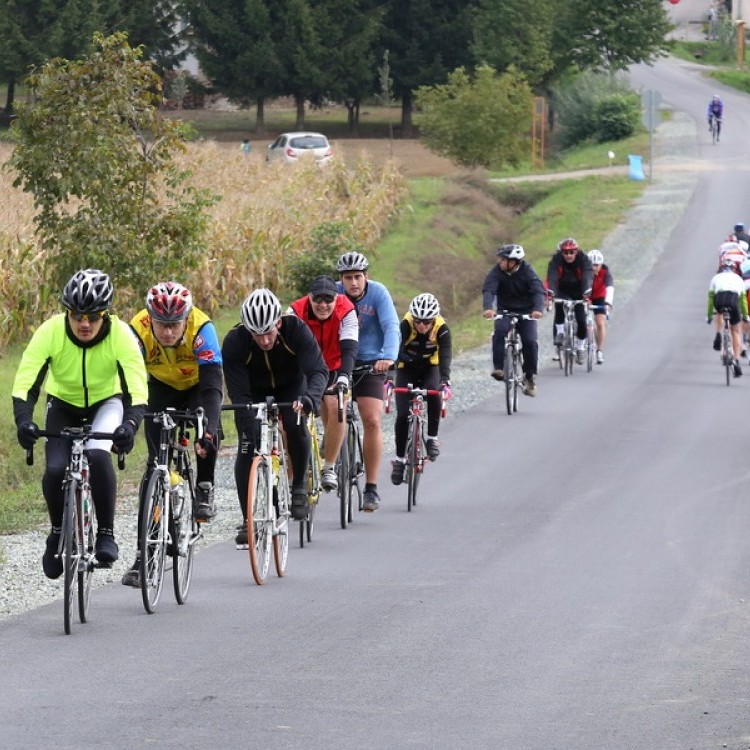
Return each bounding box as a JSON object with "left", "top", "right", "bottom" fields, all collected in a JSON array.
[
  {"left": 337, "top": 448, "right": 350, "bottom": 529},
  {"left": 62, "top": 482, "right": 77, "bottom": 635},
  {"left": 273, "top": 463, "right": 289, "bottom": 577},
  {"left": 504, "top": 346, "right": 513, "bottom": 416},
  {"left": 140, "top": 470, "right": 167, "bottom": 613},
  {"left": 247, "top": 456, "right": 272, "bottom": 584},
  {"left": 171, "top": 472, "right": 196, "bottom": 604},
  {"left": 586, "top": 325, "right": 595, "bottom": 373},
  {"left": 77, "top": 484, "right": 94, "bottom": 623},
  {"left": 406, "top": 418, "right": 422, "bottom": 512}
]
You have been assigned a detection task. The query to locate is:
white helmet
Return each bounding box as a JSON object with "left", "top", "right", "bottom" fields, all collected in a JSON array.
[
  {"left": 497, "top": 244, "right": 525, "bottom": 260},
  {"left": 588, "top": 249, "right": 604, "bottom": 265},
  {"left": 336, "top": 252, "right": 369, "bottom": 273},
  {"left": 241, "top": 288, "right": 282, "bottom": 334},
  {"left": 409, "top": 293, "right": 440, "bottom": 320}
]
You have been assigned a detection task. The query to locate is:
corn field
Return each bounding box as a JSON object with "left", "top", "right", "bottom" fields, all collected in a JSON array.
[{"left": 0, "top": 141, "right": 407, "bottom": 346}]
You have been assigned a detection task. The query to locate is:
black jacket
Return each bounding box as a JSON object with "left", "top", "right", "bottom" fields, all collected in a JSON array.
[
  {"left": 482, "top": 261, "right": 546, "bottom": 314},
  {"left": 222, "top": 315, "right": 328, "bottom": 412},
  {"left": 546, "top": 251, "right": 593, "bottom": 299}
]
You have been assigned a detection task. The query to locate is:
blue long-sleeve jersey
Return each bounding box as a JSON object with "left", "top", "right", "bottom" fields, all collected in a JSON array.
[
  {"left": 708, "top": 99, "right": 723, "bottom": 120},
  {"left": 336, "top": 279, "right": 400, "bottom": 362}
]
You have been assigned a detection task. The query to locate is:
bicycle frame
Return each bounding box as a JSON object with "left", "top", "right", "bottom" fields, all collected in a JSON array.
[{"left": 553, "top": 298, "right": 586, "bottom": 376}]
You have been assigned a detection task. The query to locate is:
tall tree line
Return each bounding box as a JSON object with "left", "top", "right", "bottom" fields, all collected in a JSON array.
[{"left": 1, "top": 0, "right": 670, "bottom": 129}]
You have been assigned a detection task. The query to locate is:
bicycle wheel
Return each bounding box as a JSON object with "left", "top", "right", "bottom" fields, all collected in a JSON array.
[
  {"left": 586, "top": 323, "right": 595, "bottom": 373},
  {"left": 337, "top": 447, "right": 350, "bottom": 529},
  {"left": 504, "top": 345, "right": 513, "bottom": 415},
  {"left": 77, "top": 483, "right": 94, "bottom": 623},
  {"left": 140, "top": 470, "right": 167, "bottom": 613},
  {"left": 247, "top": 456, "right": 272, "bottom": 584},
  {"left": 171, "top": 470, "right": 196, "bottom": 604},
  {"left": 62, "top": 482, "right": 77, "bottom": 635},
  {"left": 564, "top": 325, "right": 575, "bottom": 376},
  {"left": 723, "top": 330, "right": 732, "bottom": 386},
  {"left": 406, "top": 418, "right": 422, "bottom": 512},
  {"left": 273, "top": 460, "right": 289, "bottom": 577},
  {"left": 350, "top": 423, "right": 364, "bottom": 514},
  {"left": 512, "top": 349, "right": 520, "bottom": 413}
]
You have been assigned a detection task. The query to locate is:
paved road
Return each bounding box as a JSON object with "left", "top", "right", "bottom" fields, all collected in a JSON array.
[{"left": 4, "top": 56, "right": 750, "bottom": 749}]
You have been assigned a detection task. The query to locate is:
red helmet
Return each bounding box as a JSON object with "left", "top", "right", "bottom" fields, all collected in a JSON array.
[
  {"left": 557, "top": 237, "right": 579, "bottom": 253},
  {"left": 146, "top": 282, "right": 193, "bottom": 322}
]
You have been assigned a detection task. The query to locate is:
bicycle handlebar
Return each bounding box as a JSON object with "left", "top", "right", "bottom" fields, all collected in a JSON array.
[
  {"left": 491, "top": 312, "right": 535, "bottom": 321},
  {"left": 144, "top": 407, "right": 205, "bottom": 440},
  {"left": 27, "top": 428, "right": 126, "bottom": 470},
  {"left": 222, "top": 398, "right": 304, "bottom": 424}
]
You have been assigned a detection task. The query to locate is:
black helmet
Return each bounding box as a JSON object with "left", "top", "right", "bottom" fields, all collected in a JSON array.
[{"left": 61, "top": 269, "right": 113, "bottom": 313}]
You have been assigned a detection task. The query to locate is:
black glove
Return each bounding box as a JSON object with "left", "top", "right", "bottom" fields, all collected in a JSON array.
[
  {"left": 112, "top": 422, "right": 136, "bottom": 454},
  {"left": 17, "top": 421, "right": 39, "bottom": 450},
  {"left": 195, "top": 432, "right": 218, "bottom": 457}
]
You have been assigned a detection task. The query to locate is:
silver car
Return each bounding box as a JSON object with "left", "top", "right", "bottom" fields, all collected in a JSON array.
[{"left": 266, "top": 131, "right": 333, "bottom": 164}]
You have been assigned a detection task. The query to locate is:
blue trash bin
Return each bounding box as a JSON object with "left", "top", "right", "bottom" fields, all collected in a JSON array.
[{"left": 628, "top": 154, "right": 645, "bottom": 181}]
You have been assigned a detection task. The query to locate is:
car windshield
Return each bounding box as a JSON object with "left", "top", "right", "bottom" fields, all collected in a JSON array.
[{"left": 289, "top": 136, "right": 328, "bottom": 150}]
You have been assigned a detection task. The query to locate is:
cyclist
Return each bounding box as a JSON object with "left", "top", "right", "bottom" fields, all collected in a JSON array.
[
  {"left": 707, "top": 261, "right": 747, "bottom": 378},
  {"left": 587, "top": 249, "right": 614, "bottom": 365},
  {"left": 732, "top": 222, "right": 750, "bottom": 249},
  {"left": 707, "top": 94, "right": 723, "bottom": 141},
  {"left": 336, "top": 251, "right": 400, "bottom": 512},
  {"left": 11, "top": 269, "right": 148, "bottom": 578},
  {"left": 222, "top": 289, "right": 328, "bottom": 545},
  {"left": 482, "top": 244, "right": 545, "bottom": 396},
  {"left": 390, "top": 293, "right": 452, "bottom": 485},
  {"left": 546, "top": 237, "right": 593, "bottom": 365},
  {"left": 289, "top": 275, "right": 359, "bottom": 492},
  {"left": 121, "top": 281, "right": 223, "bottom": 587}
]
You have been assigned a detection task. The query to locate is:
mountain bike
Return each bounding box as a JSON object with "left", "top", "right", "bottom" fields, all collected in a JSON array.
[
  {"left": 139, "top": 408, "right": 205, "bottom": 614},
  {"left": 493, "top": 312, "right": 533, "bottom": 414},
  {"left": 223, "top": 399, "right": 292, "bottom": 585},
  {"left": 388, "top": 384, "right": 445, "bottom": 512},
  {"left": 553, "top": 298, "right": 585, "bottom": 376},
  {"left": 27, "top": 427, "right": 124, "bottom": 635},
  {"left": 336, "top": 367, "right": 368, "bottom": 528},
  {"left": 300, "top": 412, "right": 323, "bottom": 547}
]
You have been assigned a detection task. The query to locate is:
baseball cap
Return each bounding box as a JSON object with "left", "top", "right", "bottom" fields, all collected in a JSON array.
[{"left": 308, "top": 275, "right": 337, "bottom": 299}]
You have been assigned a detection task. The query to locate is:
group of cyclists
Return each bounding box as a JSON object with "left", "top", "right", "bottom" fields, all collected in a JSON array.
[
  {"left": 12, "top": 251, "right": 456, "bottom": 581},
  {"left": 482, "top": 238, "right": 615, "bottom": 397},
  {"left": 707, "top": 223, "right": 750, "bottom": 378}
]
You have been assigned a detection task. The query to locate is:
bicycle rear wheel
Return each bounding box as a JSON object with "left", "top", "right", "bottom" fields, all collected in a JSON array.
[
  {"left": 62, "top": 482, "right": 77, "bottom": 635},
  {"left": 724, "top": 331, "right": 732, "bottom": 386},
  {"left": 171, "top": 471, "right": 196, "bottom": 604},
  {"left": 504, "top": 346, "right": 513, "bottom": 415},
  {"left": 273, "top": 463, "right": 289, "bottom": 577},
  {"left": 77, "top": 484, "right": 94, "bottom": 623},
  {"left": 247, "top": 456, "right": 272, "bottom": 584},
  {"left": 140, "top": 470, "right": 167, "bottom": 613}
]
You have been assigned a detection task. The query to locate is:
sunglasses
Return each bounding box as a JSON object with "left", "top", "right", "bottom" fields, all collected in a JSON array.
[
  {"left": 562, "top": 250, "right": 577, "bottom": 256},
  {"left": 413, "top": 318, "right": 434, "bottom": 325},
  {"left": 69, "top": 311, "right": 106, "bottom": 322},
  {"left": 312, "top": 295, "right": 335, "bottom": 304}
]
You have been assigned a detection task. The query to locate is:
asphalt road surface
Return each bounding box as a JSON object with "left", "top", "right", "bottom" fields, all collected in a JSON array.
[{"left": 4, "top": 58, "right": 750, "bottom": 750}]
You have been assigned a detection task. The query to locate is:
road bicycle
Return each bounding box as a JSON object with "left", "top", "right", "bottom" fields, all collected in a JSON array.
[
  {"left": 27, "top": 427, "right": 124, "bottom": 635},
  {"left": 223, "top": 398, "right": 292, "bottom": 585},
  {"left": 336, "top": 367, "right": 368, "bottom": 528},
  {"left": 300, "top": 411, "right": 323, "bottom": 547},
  {"left": 586, "top": 304, "right": 609, "bottom": 371},
  {"left": 493, "top": 312, "right": 533, "bottom": 414},
  {"left": 719, "top": 306, "right": 734, "bottom": 386},
  {"left": 553, "top": 298, "right": 586, "bottom": 376},
  {"left": 139, "top": 408, "right": 205, "bottom": 614},
  {"left": 385, "top": 382, "right": 446, "bottom": 512}
]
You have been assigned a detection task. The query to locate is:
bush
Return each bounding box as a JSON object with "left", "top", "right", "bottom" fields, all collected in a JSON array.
[{"left": 552, "top": 72, "right": 641, "bottom": 149}]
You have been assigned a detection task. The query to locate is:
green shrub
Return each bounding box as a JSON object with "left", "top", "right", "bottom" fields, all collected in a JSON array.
[{"left": 552, "top": 72, "right": 641, "bottom": 149}]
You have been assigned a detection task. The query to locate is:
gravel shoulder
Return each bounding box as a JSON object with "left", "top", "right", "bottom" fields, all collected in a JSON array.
[{"left": 0, "top": 110, "right": 699, "bottom": 622}]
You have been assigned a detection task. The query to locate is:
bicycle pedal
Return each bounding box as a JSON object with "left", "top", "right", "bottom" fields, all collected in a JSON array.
[{"left": 93, "top": 560, "right": 113, "bottom": 569}]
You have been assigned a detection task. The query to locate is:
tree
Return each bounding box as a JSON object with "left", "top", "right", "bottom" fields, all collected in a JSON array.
[
  {"left": 472, "top": 0, "right": 555, "bottom": 89},
  {"left": 557, "top": 0, "right": 671, "bottom": 72},
  {"left": 8, "top": 32, "right": 217, "bottom": 306},
  {"left": 415, "top": 65, "right": 533, "bottom": 169},
  {"left": 185, "top": 0, "right": 285, "bottom": 133},
  {"left": 379, "top": 0, "right": 476, "bottom": 135}
]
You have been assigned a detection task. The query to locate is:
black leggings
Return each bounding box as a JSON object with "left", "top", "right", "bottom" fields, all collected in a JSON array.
[
  {"left": 43, "top": 398, "right": 121, "bottom": 532},
  {"left": 554, "top": 300, "right": 587, "bottom": 340}
]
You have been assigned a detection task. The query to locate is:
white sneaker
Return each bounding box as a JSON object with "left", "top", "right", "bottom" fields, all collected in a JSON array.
[
  {"left": 321, "top": 467, "right": 338, "bottom": 492},
  {"left": 596, "top": 350, "right": 604, "bottom": 365}
]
